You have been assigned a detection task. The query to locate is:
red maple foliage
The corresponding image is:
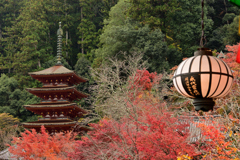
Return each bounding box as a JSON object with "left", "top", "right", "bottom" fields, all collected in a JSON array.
[
  {"left": 70, "top": 111, "right": 199, "bottom": 159},
  {"left": 70, "top": 70, "right": 199, "bottom": 160},
  {"left": 8, "top": 126, "right": 75, "bottom": 160},
  {"left": 128, "top": 69, "right": 160, "bottom": 91}
]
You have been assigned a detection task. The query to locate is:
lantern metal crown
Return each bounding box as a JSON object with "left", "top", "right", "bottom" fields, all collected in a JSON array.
[{"left": 172, "top": 0, "right": 233, "bottom": 111}]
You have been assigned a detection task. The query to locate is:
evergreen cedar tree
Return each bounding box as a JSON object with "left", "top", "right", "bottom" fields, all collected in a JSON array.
[
  {"left": 0, "top": 0, "right": 118, "bottom": 86},
  {"left": 0, "top": 74, "right": 39, "bottom": 122}
]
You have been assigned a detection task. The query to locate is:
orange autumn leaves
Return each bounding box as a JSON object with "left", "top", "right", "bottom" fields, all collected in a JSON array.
[{"left": 9, "top": 126, "right": 75, "bottom": 160}]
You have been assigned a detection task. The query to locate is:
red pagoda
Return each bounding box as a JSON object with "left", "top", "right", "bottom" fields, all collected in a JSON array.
[{"left": 22, "top": 22, "right": 89, "bottom": 133}]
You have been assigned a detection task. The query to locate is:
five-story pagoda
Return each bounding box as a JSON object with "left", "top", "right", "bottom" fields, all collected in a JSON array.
[{"left": 22, "top": 22, "right": 88, "bottom": 134}]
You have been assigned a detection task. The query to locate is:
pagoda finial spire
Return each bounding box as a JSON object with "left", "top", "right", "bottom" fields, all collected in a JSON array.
[{"left": 56, "top": 22, "right": 63, "bottom": 65}]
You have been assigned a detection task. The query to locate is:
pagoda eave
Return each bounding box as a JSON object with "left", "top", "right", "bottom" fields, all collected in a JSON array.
[
  {"left": 22, "top": 121, "right": 76, "bottom": 128},
  {"left": 26, "top": 87, "right": 88, "bottom": 101},
  {"left": 24, "top": 103, "right": 87, "bottom": 113},
  {"left": 26, "top": 87, "right": 88, "bottom": 97},
  {"left": 26, "top": 86, "right": 75, "bottom": 92},
  {"left": 23, "top": 121, "right": 93, "bottom": 133}
]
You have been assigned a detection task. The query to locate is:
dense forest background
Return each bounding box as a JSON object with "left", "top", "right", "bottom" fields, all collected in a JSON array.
[{"left": 0, "top": 0, "right": 240, "bottom": 122}]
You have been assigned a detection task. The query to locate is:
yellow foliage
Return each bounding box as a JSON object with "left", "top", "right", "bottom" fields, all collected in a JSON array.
[
  {"left": 177, "top": 154, "right": 192, "bottom": 160},
  {"left": 0, "top": 113, "right": 20, "bottom": 128},
  {"left": 229, "top": 130, "right": 233, "bottom": 137}
]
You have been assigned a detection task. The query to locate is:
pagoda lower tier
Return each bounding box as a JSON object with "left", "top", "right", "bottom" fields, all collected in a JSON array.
[{"left": 23, "top": 102, "right": 90, "bottom": 134}]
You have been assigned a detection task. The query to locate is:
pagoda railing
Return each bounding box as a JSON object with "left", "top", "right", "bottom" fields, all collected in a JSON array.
[
  {"left": 41, "top": 99, "right": 69, "bottom": 103},
  {"left": 38, "top": 116, "right": 73, "bottom": 121},
  {"left": 43, "top": 83, "right": 69, "bottom": 87}
]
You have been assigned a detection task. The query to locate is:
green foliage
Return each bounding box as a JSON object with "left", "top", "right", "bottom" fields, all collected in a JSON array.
[
  {"left": 223, "top": 16, "right": 240, "bottom": 45},
  {"left": 0, "top": 74, "right": 39, "bottom": 122},
  {"left": 78, "top": 0, "right": 98, "bottom": 55},
  {"left": 0, "top": 0, "right": 239, "bottom": 76},
  {"left": 93, "top": 0, "right": 182, "bottom": 72},
  {"left": 11, "top": 0, "right": 52, "bottom": 72},
  {"left": 0, "top": 0, "right": 23, "bottom": 74},
  {"left": 128, "top": 0, "right": 180, "bottom": 33},
  {"left": 207, "top": 16, "right": 240, "bottom": 52},
  {"left": 168, "top": 0, "right": 213, "bottom": 57},
  {"left": 41, "top": 57, "right": 72, "bottom": 70},
  {"left": 206, "top": 0, "right": 239, "bottom": 51},
  {"left": 74, "top": 56, "right": 94, "bottom": 110},
  {"left": 208, "top": 0, "right": 239, "bottom": 29},
  {"left": 75, "top": 56, "right": 92, "bottom": 87},
  {"left": 0, "top": 0, "right": 117, "bottom": 84},
  {"left": 206, "top": 26, "right": 226, "bottom": 52}
]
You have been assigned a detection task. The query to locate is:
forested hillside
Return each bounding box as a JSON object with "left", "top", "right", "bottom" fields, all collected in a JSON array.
[
  {"left": 0, "top": 0, "right": 239, "bottom": 120},
  {"left": 2, "top": 1, "right": 240, "bottom": 159}
]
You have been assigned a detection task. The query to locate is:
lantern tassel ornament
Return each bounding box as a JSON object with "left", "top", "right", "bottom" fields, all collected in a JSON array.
[{"left": 173, "top": 0, "right": 233, "bottom": 112}]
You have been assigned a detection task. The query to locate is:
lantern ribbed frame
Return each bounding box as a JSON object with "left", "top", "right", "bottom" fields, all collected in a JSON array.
[{"left": 173, "top": 49, "right": 233, "bottom": 101}]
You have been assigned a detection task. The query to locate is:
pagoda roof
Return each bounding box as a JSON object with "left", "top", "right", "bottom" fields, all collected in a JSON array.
[
  {"left": 217, "top": 51, "right": 226, "bottom": 59},
  {"left": 22, "top": 121, "right": 93, "bottom": 131},
  {"left": 29, "top": 65, "right": 87, "bottom": 84},
  {"left": 24, "top": 103, "right": 87, "bottom": 114},
  {"left": 26, "top": 86, "right": 88, "bottom": 100},
  {"left": 26, "top": 86, "right": 74, "bottom": 91}
]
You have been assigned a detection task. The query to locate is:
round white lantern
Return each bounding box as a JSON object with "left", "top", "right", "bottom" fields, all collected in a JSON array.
[{"left": 173, "top": 48, "right": 233, "bottom": 111}]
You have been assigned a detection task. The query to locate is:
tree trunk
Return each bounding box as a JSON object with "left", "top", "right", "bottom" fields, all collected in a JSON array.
[
  {"left": 223, "top": 0, "right": 229, "bottom": 25},
  {"left": 48, "top": 31, "right": 51, "bottom": 54},
  {"left": 38, "top": 58, "right": 41, "bottom": 68},
  {"left": 0, "top": 24, "right": 2, "bottom": 39},
  {"left": 81, "top": 7, "right": 84, "bottom": 54},
  {"left": 66, "top": 30, "right": 68, "bottom": 57}
]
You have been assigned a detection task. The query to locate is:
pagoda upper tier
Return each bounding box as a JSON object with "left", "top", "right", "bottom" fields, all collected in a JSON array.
[{"left": 29, "top": 65, "right": 87, "bottom": 86}]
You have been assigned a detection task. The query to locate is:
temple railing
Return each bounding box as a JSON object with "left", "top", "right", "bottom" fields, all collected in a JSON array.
[
  {"left": 38, "top": 116, "right": 73, "bottom": 121},
  {"left": 178, "top": 115, "right": 221, "bottom": 142}
]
